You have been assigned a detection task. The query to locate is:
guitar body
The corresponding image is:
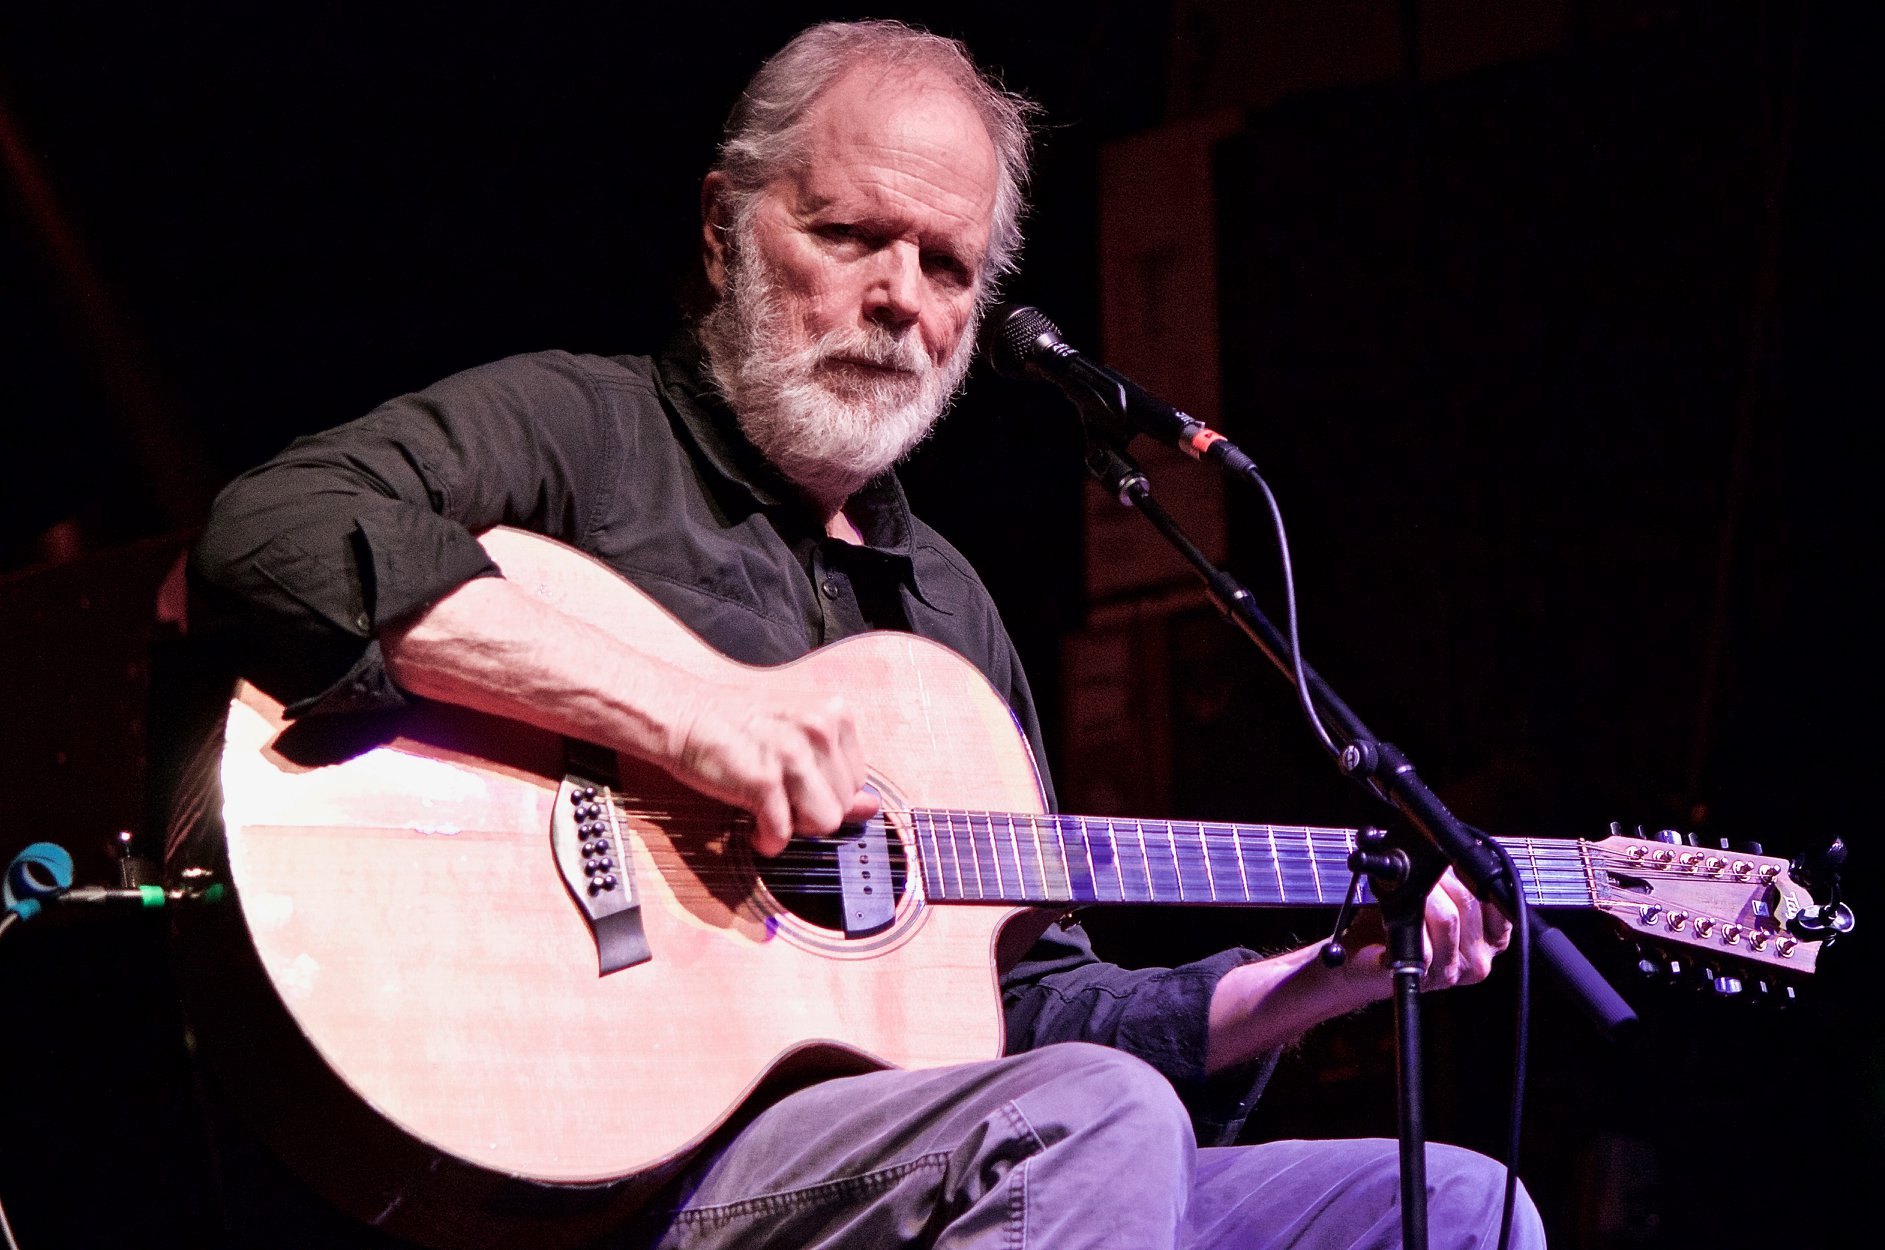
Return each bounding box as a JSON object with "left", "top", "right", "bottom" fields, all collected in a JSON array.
[{"left": 169, "top": 528, "right": 1050, "bottom": 1248}]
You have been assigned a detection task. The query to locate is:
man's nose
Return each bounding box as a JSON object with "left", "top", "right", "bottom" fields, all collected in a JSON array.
[{"left": 863, "top": 242, "right": 922, "bottom": 331}]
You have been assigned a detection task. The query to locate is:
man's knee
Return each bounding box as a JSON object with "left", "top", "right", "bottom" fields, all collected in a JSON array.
[
  {"left": 1427, "top": 1142, "right": 1547, "bottom": 1249},
  {"left": 1009, "top": 1042, "right": 1194, "bottom": 1155}
]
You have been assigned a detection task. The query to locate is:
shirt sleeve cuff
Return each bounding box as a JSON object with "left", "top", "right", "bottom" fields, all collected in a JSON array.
[
  {"left": 284, "top": 516, "right": 500, "bottom": 718},
  {"left": 1110, "top": 947, "right": 1278, "bottom": 1144}
]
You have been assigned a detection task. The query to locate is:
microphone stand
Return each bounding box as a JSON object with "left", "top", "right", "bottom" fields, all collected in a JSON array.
[{"left": 1068, "top": 408, "right": 1636, "bottom": 1250}]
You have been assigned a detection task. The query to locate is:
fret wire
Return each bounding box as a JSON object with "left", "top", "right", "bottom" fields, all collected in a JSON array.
[
  {"left": 1167, "top": 821, "right": 1185, "bottom": 901},
  {"left": 1080, "top": 816, "right": 1100, "bottom": 904},
  {"left": 1002, "top": 812, "right": 1024, "bottom": 900},
  {"left": 1081, "top": 816, "right": 1107, "bottom": 902},
  {"left": 1107, "top": 817, "right": 1123, "bottom": 901},
  {"left": 963, "top": 810, "right": 986, "bottom": 900},
  {"left": 1196, "top": 822, "right": 1218, "bottom": 901},
  {"left": 1267, "top": 826, "right": 1286, "bottom": 902},
  {"left": 1021, "top": 812, "right": 1043, "bottom": 900},
  {"left": 984, "top": 813, "right": 1006, "bottom": 897},
  {"left": 1307, "top": 826, "right": 1324, "bottom": 903},
  {"left": 1015, "top": 813, "right": 1032, "bottom": 899},
  {"left": 1135, "top": 819, "right": 1155, "bottom": 902},
  {"left": 1058, "top": 816, "right": 1076, "bottom": 902},
  {"left": 947, "top": 811, "right": 966, "bottom": 899}
]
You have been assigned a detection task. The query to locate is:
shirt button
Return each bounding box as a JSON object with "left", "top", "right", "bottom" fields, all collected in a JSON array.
[
  {"left": 820, "top": 579, "right": 838, "bottom": 599},
  {"left": 354, "top": 612, "right": 370, "bottom": 631}
]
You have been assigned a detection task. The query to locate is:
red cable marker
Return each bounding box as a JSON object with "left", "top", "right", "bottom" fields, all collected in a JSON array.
[{"left": 1186, "top": 428, "right": 1226, "bottom": 460}]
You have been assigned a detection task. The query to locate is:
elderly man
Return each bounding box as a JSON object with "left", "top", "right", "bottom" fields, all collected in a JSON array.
[{"left": 192, "top": 19, "right": 1544, "bottom": 1250}]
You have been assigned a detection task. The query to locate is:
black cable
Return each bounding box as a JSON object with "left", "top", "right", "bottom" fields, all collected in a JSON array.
[
  {"left": 1482, "top": 835, "right": 1532, "bottom": 1250},
  {"left": 1240, "top": 464, "right": 1336, "bottom": 755}
]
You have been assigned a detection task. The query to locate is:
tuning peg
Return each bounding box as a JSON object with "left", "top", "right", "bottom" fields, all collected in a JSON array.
[
  {"left": 1704, "top": 964, "right": 1743, "bottom": 997},
  {"left": 1734, "top": 839, "right": 1765, "bottom": 855},
  {"left": 1654, "top": 829, "right": 1685, "bottom": 845}
]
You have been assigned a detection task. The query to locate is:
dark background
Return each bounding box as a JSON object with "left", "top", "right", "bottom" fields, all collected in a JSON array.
[{"left": 1, "top": 2, "right": 1875, "bottom": 1247}]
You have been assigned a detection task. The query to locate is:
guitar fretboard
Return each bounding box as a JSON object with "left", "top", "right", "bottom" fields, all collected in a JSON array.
[{"left": 908, "top": 811, "right": 1593, "bottom": 909}]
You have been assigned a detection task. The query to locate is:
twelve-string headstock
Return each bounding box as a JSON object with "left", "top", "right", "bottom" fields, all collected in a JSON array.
[{"left": 1583, "top": 827, "right": 1847, "bottom": 987}]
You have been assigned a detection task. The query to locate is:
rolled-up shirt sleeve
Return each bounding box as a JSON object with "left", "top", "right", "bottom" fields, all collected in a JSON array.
[
  {"left": 1001, "top": 920, "right": 1277, "bottom": 1145},
  {"left": 189, "top": 351, "right": 617, "bottom": 716}
]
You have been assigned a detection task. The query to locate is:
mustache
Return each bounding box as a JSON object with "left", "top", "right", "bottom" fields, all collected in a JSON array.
[{"left": 809, "top": 326, "right": 931, "bottom": 375}]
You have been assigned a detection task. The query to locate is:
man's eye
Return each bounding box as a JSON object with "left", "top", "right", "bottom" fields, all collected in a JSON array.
[{"left": 924, "top": 254, "right": 971, "bottom": 285}]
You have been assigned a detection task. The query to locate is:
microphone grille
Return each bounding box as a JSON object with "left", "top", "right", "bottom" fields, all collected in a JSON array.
[{"left": 982, "top": 303, "right": 1063, "bottom": 380}]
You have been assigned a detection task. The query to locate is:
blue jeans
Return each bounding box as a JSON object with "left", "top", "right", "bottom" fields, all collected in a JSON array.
[{"left": 638, "top": 1043, "right": 1546, "bottom": 1249}]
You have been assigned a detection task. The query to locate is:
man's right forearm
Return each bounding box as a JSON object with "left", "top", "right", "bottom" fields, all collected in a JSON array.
[{"left": 381, "top": 577, "right": 875, "bottom": 853}]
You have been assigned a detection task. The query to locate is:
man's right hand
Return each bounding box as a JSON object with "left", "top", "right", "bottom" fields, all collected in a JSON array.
[{"left": 667, "top": 686, "right": 879, "bottom": 857}]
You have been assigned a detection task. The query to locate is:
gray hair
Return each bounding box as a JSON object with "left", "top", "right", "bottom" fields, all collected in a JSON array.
[{"left": 712, "top": 19, "right": 1038, "bottom": 284}]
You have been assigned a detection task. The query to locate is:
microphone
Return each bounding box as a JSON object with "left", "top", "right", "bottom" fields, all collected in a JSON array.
[{"left": 980, "top": 303, "right": 1257, "bottom": 474}]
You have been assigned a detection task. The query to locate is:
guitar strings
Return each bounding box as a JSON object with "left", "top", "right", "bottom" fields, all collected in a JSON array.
[{"left": 591, "top": 800, "right": 1762, "bottom": 905}]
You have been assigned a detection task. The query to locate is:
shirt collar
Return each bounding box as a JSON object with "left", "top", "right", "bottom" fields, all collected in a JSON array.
[{"left": 652, "top": 332, "right": 939, "bottom": 600}]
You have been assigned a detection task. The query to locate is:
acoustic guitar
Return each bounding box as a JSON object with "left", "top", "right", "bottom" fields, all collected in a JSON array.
[{"left": 166, "top": 527, "right": 1833, "bottom": 1248}]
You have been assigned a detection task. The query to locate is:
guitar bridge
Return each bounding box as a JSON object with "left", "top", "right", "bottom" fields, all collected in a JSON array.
[{"left": 551, "top": 755, "right": 651, "bottom": 975}]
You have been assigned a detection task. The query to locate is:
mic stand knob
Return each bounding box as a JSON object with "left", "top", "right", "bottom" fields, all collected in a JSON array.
[{"left": 1320, "top": 827, "right": 1400, "bottom": 968}]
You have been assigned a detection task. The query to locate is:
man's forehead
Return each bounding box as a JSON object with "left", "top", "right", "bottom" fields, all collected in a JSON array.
[{"left": 802, "top": 64, "right": 998, "bottom": 178}]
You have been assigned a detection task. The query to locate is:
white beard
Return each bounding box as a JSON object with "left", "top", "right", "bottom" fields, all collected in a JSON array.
[{"left": 698, "top": 224, "right": 977, "bottom": 513}]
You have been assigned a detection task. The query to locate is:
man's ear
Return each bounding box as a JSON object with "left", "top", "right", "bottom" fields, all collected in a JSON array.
[{"left": 700, "top": 172, "right": 733, "bottom": 297}]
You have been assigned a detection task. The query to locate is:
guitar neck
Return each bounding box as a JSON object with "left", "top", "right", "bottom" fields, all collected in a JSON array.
[{"left": 908, "top": 811, "right": 1593, "bottom": 910}]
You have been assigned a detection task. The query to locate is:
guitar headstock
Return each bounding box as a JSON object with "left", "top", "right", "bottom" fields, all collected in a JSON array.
[{"left": 1584, "top": 831, "right": 1850, "bottom": 982}]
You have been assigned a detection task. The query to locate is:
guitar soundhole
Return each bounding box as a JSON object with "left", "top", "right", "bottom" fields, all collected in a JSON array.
[{"left": 756, "top": 821, "right": 910, "bottom": 936}]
